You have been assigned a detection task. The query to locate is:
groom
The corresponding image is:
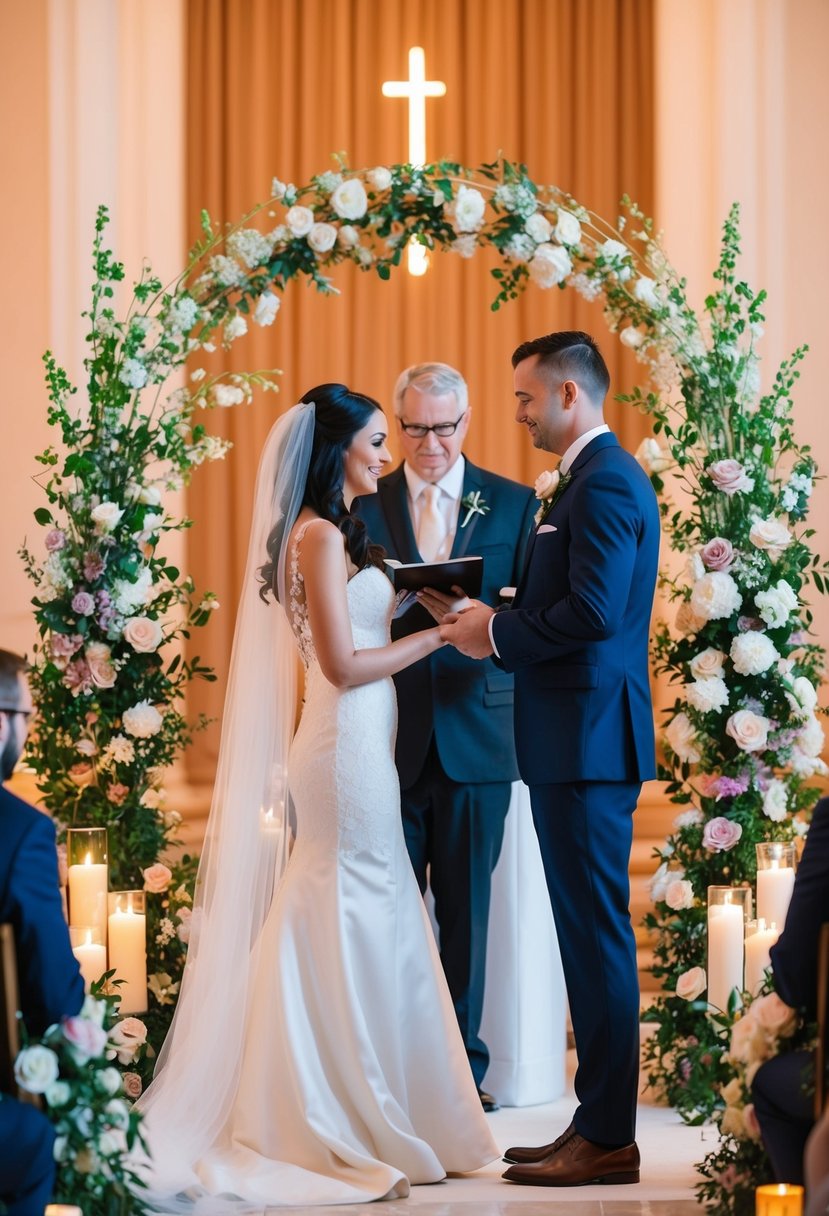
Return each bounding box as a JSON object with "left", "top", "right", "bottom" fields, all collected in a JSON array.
[{"left": 441, "top": 332, "right": 660, "bottom": 1185}]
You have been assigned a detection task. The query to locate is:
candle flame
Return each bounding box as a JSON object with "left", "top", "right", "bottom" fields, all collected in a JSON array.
[
  {"left": 85, "top": 929, "right": 92, "bottom": 947},
  {"left": 84, "top": 851, "right": 92, "bottom": 866}
]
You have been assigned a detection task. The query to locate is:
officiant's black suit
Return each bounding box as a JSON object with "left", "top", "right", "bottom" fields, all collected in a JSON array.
[{"left": 356, "top": 458, "right": 535, "bottom": 1090}]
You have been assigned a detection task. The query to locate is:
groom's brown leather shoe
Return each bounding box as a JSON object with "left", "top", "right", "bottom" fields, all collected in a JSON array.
[
  {"left": 502, "top": 1133, "right": 640, "bottom": 1186},
  {"left": 503, "top": 1121, "right": 576, "bottom": 1164}
]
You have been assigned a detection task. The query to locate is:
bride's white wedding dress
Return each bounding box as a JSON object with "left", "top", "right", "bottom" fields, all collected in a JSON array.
[{"left": 141, "top": 521, "right": 498, "bottom": 1209}]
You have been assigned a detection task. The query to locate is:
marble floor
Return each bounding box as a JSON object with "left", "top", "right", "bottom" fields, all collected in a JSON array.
[{"left": 271, "top": 1049, "right": 710, "bottom": 1215}]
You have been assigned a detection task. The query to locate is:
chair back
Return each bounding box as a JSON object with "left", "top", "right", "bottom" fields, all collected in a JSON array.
[
  {"left": 816, "top": 921, "right": 829, "bottom": 1120},
  {"left": 0, "top": 923, "right": 39, "bottom": 1105}
]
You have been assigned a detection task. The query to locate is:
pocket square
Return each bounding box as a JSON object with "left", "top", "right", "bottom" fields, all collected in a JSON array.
[{"left": 537, "top": 524, "right": 558, "bottom": 534}]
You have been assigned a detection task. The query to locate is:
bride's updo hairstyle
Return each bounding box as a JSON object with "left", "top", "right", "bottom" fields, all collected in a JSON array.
[{"left": 259, "top": 383, "right": 385, "bottom": 602}]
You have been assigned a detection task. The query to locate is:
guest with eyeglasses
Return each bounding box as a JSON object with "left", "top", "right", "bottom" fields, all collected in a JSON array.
[
  {"left": 0, "top": 648, "right": 84, "bottom": 1216},
  {"left": 355, "top": 363, "right": 536, "bottom": 1110}
]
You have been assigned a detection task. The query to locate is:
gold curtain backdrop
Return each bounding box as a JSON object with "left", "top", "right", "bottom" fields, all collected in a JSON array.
[{"left": 186, "top": 0, "right": 655, "bottom": 782}]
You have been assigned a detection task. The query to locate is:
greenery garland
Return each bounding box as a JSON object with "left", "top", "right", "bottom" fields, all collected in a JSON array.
[{"left": 21, "top": 158, "right": 827, "bottom": 1212}]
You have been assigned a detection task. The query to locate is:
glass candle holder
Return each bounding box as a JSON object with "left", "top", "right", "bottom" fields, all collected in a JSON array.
[
  {"left": 69, "top": 924, "right": 106, "bottom": 992},
  {"left": 707, "top": 886, "right": 751, "bottom": 1012},
  {"left": 744, "top": 918, "right": 780, "bottom": 997},
  {"left": 755, "top": 842, "right": 796, "bottom": 933},
  {"left": 755, "top": 1182, "right": 804, "bottom": 1215},
  {"left": 108, "top": 891, "right": 148, "bottom": 1014},
  {"left": 66, "top": 827, "right": 108, "bottom": 942}
]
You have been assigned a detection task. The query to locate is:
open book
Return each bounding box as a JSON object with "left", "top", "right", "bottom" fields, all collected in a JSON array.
[{"left": 385, "top": 556, "right": 484, "bottom": 618}]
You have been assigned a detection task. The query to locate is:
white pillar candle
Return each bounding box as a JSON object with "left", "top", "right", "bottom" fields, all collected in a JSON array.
[
  {"left": 46, "top": 1206, "right": 84, "bottom": 1216},
  {"left": 260, "top": 799, "right": 285, "bottom": 835},
  {"left": 108, "top": 893, "right": 148, "bottom": 1015},
  {"left": 756, "top": 862, "right": 795, "bottom": 933},
  {"left": 68, "top": 852, "right": 108, "bottom": 942},
  {"left": 71, "top": 930, "right": 107, "bottom": 992},
  {"left": 708, "top": 901, "right": 745, "bottom": 1012},
  {"left": 745, "top": 920, "right": 780, "bottom": 996}
]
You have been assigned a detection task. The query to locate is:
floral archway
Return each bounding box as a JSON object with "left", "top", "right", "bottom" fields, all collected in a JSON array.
[{"left": 20, "top": 159, "right": 828, "bottom": 1215}]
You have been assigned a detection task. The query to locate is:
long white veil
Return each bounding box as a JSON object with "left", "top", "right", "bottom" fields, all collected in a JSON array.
[{"left": 136, "top": 401, "right": 315, "bottom": 1188}]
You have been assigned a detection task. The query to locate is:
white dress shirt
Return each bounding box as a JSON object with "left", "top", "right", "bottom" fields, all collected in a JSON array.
[{"left": 405, "top": 456, "right": 466, "bottom": 562}]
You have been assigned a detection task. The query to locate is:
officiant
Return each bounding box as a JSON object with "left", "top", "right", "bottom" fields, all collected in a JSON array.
[{"left": 355, "top": 363, "right": 535, "bottom": 1109}]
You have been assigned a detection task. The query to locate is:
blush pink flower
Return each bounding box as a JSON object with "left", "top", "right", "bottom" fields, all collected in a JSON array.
[
  {"left": 708, "top": 459, "right": 754, "bottom": 495},
  {"left": 122, "top": 1071, "right": 143, "bottom": 1100},
  {"left": 700, "top": 537, "right": 735, "bottom": 571},
  {"left": 106, "top": 783, "right": 129, "bottom": 805},
  {"left": 71, "top": 591, "right": 96, "bottom": 616},
  {"left": 702, "top": 816, "right": 743, "bottom": 852},
  {"left": 45, "top": 528, "right": 67, "bottom": 552},
  {"left": 51, "top": 633, "right": 83, "bottom": 659},
  {"left": 62, "top": 1015, "right": 108, "bottom": 1062},
  {"left": 142, "top": 862, "right": 173, "bottom": 894},
  {"left": 83, "top": 551, "right": 105, "bottom": 581}
]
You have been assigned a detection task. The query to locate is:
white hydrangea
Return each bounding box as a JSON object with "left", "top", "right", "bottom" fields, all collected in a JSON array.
[
  {"left": 253, "top": 291, "right": 280, "bottom": 327},
  {"left": 317, "top": 170, "right": 343, "bottom": 193},
  {"left": 570, "top": 272, "right": 603, "bottom": 301},
  {"left": 119, "top": 358, "right": 148, "bottom": 390},
  {"left": 208, "top": 254, "right": 244, "bottom": 286},
  {"left": 690, "top": 571, "right": 742, "bottom": 622},
  {"left": 223, "top": 315, "right": 248, "bottom": 344},
  {"left": 112, "top": 567, "right": 154, "bottom": 614},
  {"left": 226, "top": 228, "right": 272, "bottom": 269},
  {"left": 796, "top": 713, "right": 825, "bottom": 758},
  {"left": 504, "top": 233, "right": 535, "bottom": 261},
  {"left": 528, "top": 243, "right": 572, "bottom": 288},
  {"left": 754, "top": 579, "right": 798, "bottom": 629},
  {"left": 166, "top": 295, "right": 199, "bottom": 334},
  {"left": 762, "top": 779, "right": 788, "bottom": 823},
  {"left": 730, "top": 631, "right": 779, "bottom": 676},
  {"left": 685, "top": 677, "right": 729, "bottom": 714}
]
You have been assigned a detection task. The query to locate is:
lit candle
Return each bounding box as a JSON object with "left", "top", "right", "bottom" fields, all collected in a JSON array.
[
  {"left": 68, "top": 850, "right": 108, "bottom": 942},
  {"left": 261, "top": 800, "right": 284, "bottom": 835},
  {"left": 70, "top": 928, "right": 106, "bottom": 992},
  {"left": 756, "top": 861, "right": 795, "bottom": 933},
  {"left": 46, "top": 1206, "right": 84, "bottom": 1216},
  {"left": 745, "top": 919, "right": 780, "bottom": 996},
  {"left": 107, "top": 892, "right": 147, "bottom": 1015},
  {"left": 708, "top": 892, "right": 745, "bottom": 1012},
  {"left": 755, "top": 1182, "right": 804, "bottom": 1215}
]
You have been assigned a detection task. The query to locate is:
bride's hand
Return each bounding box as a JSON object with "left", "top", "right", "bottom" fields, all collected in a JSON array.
[{"left": 415, "top": 585, "right": 471, "bottom": 623}]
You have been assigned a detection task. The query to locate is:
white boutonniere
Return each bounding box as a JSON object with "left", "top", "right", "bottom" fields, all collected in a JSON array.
[
  {"left": 533, "top": 467, "right": 570, "bottom": 526},
  {"left": 460, "top": 490, "right": 490, "bottom": 528}
]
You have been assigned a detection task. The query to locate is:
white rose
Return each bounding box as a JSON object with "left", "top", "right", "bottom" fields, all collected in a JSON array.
[
  {"left": 122, "top": 616, "right": 163, "bottom": 653},
  {"left": 307, "top": 222, "right": 337, "bottom": 253},
  {"left": 449, "top": 185, "right": 486, "bottom": 233},
  {"left": 123, "top": 700, "right": 163, "bottom": 739},
  {"left": 45, "top": 1080, "right": 72, "bottom": 1107},
  {"left": 525, "top": 212, "right": 553, "bottom": 243},
  {"left": 633, "top": 276, "right": 660, "bottom": 309},
  {"left": 138, "top": 484, "right": 163, "bottom": 507},
  {"left": 749, "top": 516, "right": 793, "bottom": 561},
  {"left": 14, "top": 1045, "right": 60, "bottom": 1094},
  {"left": 755, "top": 580, "right": 798, "bottom": 629},
  {"left": 330, "top": 178, "right": 368, "bottom": 220},
  {"left": 730, "top": 632, "right": 779, "bottom": 676},
  {"left": 103, "top": 1098, "right": 131, "bottom": 1129},
  {"left": 690, "top": 571, "right": 742, "bottom": 622},
  {"left": 690, "top": 648, "right": 728, "bottom": 681},
  {"left": 685, "top": 677, "right": 729, "bottom": 714},
  {"left": 337, "top": 224, "right": 360, "bottom": 248},
  {"left": 665, "top": 712, "right": 701, "bottom": 763},
  {"left": 366, "top": 166, "right": 392, "bottom": 191},
  {"left": 676, "top": 966, "right": 706, "bottom": 1001},
  {"left": 620, "top": 327, "right": 645, "bottom": 349},
  {"left": 554, "top": 209, "right": 582, "bottom": 245},
  {"left": 91, "top": 502, "right": 124, "bottom": 534},
  {"left": 762, "top": 779, "right": 788, "bottom": 823},
  {"left": 94, "top": 1067, "right": 123, "bottom": 1096},
  {"left": 649, "top": 860, "right": 684, "bottom": 902},
  {"left": 665, "top": 879, "right": 695, "bottom": 910},
  {"left": 796, "top": 712, "right": 825, "bottom": 758},
  {"left": 725, "top": 709, "right": 770, "bottom": 753},
  {"left": 253, "top": 291, "right": 280, "bottom": 327},
  {"left": 285, "top": 205, "right": 314, "bottom": 237},
  {"left": 790, "top": 676, "right": 818, "bottom": 712},
  {"left": 529, "top": 243, "right": 572, "bottom": 288},
  {"left": 635, "top": 437, "right": 671, "bottom": 474}
]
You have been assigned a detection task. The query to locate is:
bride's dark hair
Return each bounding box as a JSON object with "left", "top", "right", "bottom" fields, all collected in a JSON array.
[{"left": 259, "top": 383, "right": 386, "bottom": 602}]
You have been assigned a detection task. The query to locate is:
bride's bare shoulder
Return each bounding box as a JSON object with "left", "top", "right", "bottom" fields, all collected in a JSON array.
[{"left": 291, "top": 515, "right": 348, "bottom": 573}]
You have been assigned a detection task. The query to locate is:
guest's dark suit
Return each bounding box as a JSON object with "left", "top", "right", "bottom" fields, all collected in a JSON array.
[
  {"left": 752, "top": 796, "right": 829, "bottom": 1184},
  {"left": 356, "top": 458, "right": 535, "bottom": 1087},
  {"left": 491, "top": 432, "right": 659, "bottom": 1145},
  {"left": 0, "top": 785, "right": 84, "bottom": 1216}
]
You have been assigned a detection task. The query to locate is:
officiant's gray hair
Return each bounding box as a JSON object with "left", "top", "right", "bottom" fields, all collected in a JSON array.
[{"left": 393, "top": 362, "right": 468, "bottom": 417}]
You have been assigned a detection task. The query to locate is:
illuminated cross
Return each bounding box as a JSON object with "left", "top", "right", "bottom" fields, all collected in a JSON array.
[{"left": 382, "top": 47, "right": 446, "bottom": 276}]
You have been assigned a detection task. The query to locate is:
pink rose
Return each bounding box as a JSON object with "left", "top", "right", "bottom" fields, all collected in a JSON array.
[
  {"left": 665, "top": 879, "right": 695, "bottom": 910},
  {"left": 176, "top": 906, "right": 192, "bottom": 943},
  {"left": 62, "top": 1014, "right": 108, "bottom": 1062},
  {"left": 751, "top": 992, "right": 797, "bottom": 1039},
  {"left": 702, "top": 816, "right": 743, "bottom": 852},
  {"left": 72, "top": 591, "right": 96, "bottom": 616},
  {"left": 708, "top": 459, "right": 754, "bottom": 495},
  {"left": 676, "top": 966, "right": 707, "bottom": 1000},
  {"left": 68, "top": 761, "right": 95, "bottom": 788},
  {"left": 695, "top": 773, "right": 720, "bottom": 799},
  {"left": 108, "top": 1016, "right": 148, "bottom": 1065},
  {"left": 106, "top": 783, "right": 129, "bottom": 805},
  {"left": 45, "top": 528, "right": 67, "bottom": 552},
  {"left": 143, "top": 862, "right": 173, "bottom": 894},
  {"left": 122, "top": 1071, "right": 143, "bottom": 1100},
  {"left": 85, "top": 642, "right": 116, "bottom": 690},
  {"left": 122, "top": 616, "right": 163, "bottom": 653},
  {"left": 700, "top": 537, "right": 734, "bottom": 572}
]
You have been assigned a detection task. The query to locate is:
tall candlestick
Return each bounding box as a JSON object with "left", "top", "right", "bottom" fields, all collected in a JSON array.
[
  {"left": 707, "top": 886, "right": 750, "bottom": 1012},
  {"left": 69, "top": 926, "right": 106, "bottom": 992},
  {"left": 745, "top": 918, "right": 780, "bottom": 996},
  {"left": 755, "top": 1182, "right": 804, "bottom": 1215},
  {"left": 67, "top": 828, "right": 108, "bottom": 945},
  {"left": 108, "top": 891, "right": 148, "bottom": 1015}
]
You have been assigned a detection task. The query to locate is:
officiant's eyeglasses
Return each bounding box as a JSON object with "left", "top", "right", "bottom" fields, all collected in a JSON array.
[
  {"left": 0, "top": 707, "right": 33, "bottom": 720},
  {"left": 399, "top": 413, "right": 467, "bottom": 439}
]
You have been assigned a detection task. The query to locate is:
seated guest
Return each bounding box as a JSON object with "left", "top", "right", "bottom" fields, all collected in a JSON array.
[
  {"left": 0, "top": 649, "right": 84, "bottom": 1216},
  {"left": 752, "top": 796, "right": 829, "bottom": 1186}
]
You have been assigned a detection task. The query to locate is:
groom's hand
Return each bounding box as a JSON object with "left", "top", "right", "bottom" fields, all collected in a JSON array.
[{"left": 440, "top": 604, "right": 495, "bottom": 659}]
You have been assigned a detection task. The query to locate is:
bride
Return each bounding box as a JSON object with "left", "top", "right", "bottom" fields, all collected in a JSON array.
[{"left": 136, "top": 384, "right": 499, "bottom": 1208}]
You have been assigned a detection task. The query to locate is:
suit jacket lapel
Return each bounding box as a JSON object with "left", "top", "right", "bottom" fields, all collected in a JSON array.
[
  {"left": 451, "top": 459, "right": 485, "bottom": 559},
  {"left": 379, "top": 465, "right": 420, "bottom": 564}
]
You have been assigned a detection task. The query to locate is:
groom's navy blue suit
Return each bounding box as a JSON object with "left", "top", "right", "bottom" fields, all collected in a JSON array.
[
  {"left": 492, "top": 431, "right": 659, "bottom": 1145},
  {"left": 356, "top": 458, "right": 535, "bottom": 1088}
]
